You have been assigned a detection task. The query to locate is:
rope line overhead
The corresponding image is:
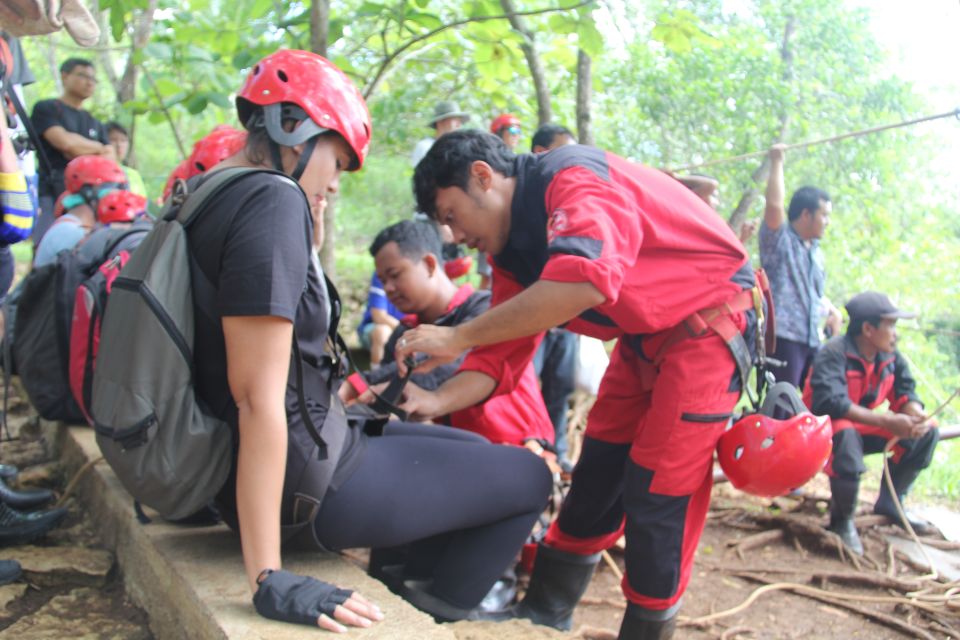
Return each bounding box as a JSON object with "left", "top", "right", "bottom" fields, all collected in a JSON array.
[{"left": 672, "top": 108, "right": 960, "bottom": 173}]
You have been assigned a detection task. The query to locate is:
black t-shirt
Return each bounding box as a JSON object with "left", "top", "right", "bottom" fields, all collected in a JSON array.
[
  {"left": 30, "top": 99, "right": 107, "bottom": 181},
  {"left": 186, "top": 170, "right": 362, "bottom": 513}
]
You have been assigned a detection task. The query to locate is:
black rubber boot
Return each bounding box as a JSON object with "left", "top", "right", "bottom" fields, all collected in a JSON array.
[
  {"left": 0, "top": 502, "right": 67, "bottom": 547},
  {"left": 874, "top": 467, "right": 936, "bottom": 535},
  {"left": 827, "top": 477, "right": 863, "bottom": 556},
  {"left": 0, "top": 559, "right": 20, "bottom": 585},
  {"left": 617, "top": 602, "right": 679, "bottom": 639},
  {"left": 0, "top": 476, "right": 54, "bottom": 511},
  {"left": 513, "top": 543, "right": 601, "bottom": 631}
]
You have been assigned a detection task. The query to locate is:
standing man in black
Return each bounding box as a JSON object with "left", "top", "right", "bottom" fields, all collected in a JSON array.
[{"left": 30, "top": 57, "right": 113, "bottom": 245}]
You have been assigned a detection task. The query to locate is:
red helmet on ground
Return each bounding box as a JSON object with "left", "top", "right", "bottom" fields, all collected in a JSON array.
[
  {"left": 188, "top": 125, "right": 246, "bottom": 176},
  {"left": 64, "top": 155, "right": 128, "bottom": 194},
  {"left": 97, "top": 190, "right": 147, "bottom": 224},
  {"left": 162, "top": 158, "right": 192, "bottom": 202},
  {"left": 489, "top": 113, "right": 521, "bottom": 135},
  {"left": 717, "top": 383, "right": 833, "bottom": 497},
  {"left": 235, "top": 49, "right": 371, "bottom": 170}
]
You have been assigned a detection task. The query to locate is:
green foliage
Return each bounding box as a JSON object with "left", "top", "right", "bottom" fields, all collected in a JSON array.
[{"left": 12, "top": 0, "right": 959, "bottom": 498}]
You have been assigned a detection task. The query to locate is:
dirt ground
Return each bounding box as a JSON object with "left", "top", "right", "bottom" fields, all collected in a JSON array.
[{"left": 561, "top": 477, "right": 959, "bottom": 639}]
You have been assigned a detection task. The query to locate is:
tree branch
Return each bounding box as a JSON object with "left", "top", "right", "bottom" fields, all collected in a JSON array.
[
  {"left": 141, "top": 67, "right": 187, "bottom": 160},
  {"left": 362, "top": 0, "right": 597, "bottom": 99},
  {"left": 727, "top": 15, "right": 796, "bottom": 234},
  {"left": 499, "top": 0, "right": 552, "bottom": 125}
]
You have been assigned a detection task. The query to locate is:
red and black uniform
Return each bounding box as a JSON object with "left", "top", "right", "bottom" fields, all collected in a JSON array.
[
  {"left": 460, "top": 145, "right": 756, "bottom": 612},
  {"left": 803, "top": 335, "right": 937, "bottom": 481},
  {"left": 346, "top": 284, "right": 554, "bottom": 446}
]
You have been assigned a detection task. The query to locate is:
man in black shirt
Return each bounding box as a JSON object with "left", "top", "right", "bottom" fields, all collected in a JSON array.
[{"left": 30, "top": 57, "right": 113, "bottom": 244}]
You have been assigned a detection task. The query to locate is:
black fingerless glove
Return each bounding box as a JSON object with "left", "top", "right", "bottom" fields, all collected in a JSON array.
[{"left": 253, "top": 569, "right": 353, "bottom": 626}]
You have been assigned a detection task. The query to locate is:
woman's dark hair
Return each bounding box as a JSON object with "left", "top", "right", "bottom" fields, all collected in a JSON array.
[
  {"left": 369, "top": 220, "right": 443, "bottom": 264},
  {"left": 787, "top": 186, "right": 831, "bottom": 222},
  {"left": 413, "top": 130, "right": 516, "bottom": 219},
  {"left": 242, "top": 103, "right": 349, "bottom": 167},
  {"left": 106, "top": 121, "right": 129, "bottom": 138},
  {"left": 847, "top": 316, "right": 881, "bottom": 338}
]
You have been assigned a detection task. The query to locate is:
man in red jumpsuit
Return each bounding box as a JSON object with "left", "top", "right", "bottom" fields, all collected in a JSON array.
[{"left": 396, "top": 130, "right": 761, "bottom": 639}]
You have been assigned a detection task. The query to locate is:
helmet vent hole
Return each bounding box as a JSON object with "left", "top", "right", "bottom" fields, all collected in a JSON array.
[
  {"left": 253, "top": 64, "right": 260, "bottom": 75},
  {"left": 760, "top": 436, "right": 775, "bottom": 449},
  {"left": 277, "top": 70, "right": 289, "bottom": 83},
  {"left": 734, "top": 446, "right": 744, "bottom": 460}
]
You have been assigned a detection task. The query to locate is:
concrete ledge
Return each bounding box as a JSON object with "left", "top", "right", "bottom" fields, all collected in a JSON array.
[{"left": 60, "top": 425, "right": 456, "bottom": 640}]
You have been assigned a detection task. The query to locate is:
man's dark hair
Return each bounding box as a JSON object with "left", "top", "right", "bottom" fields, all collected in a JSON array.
[
  {"left": 787, "top": 186, "right": 830, "bottom": 222},
  {"left": 106, "top": 121, "right": 129, "bottom": 137},
  {"left": 413, "top": 130, "right": 516, "bottom": 219},
  {"left": 60, "top": 58, "right": 94, "bottom": 75},
  {"left": 531, "top": 124, "right": 574, "bottom": 152},
  {"left": 369, "top": 220, "right": 443, "bottom": 265},
  {"left": 847, "top": 316, "right": 881, "bottom": 338}
]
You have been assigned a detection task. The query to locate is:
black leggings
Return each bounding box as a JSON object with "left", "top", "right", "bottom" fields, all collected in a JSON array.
[{"left": 314, "top": 421, "right": 552, "bottom": 609}]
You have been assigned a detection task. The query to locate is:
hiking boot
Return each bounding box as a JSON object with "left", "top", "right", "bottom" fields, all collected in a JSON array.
[
  {"left": 874, "top": 467, "right": 937, "bottom": 536},
  {"left": 513, "top": 543, "right": 601, "bottom": 631},
  {"left": 0, "top": 476, "right": 55, "bottom": 511},
  {"left": 617, "top": 602, "right": 680, "bottom": 639},
  {"left": 0, "top": 559, "right": 20, "bottom": 585},
  {"left": 828, "top": 477, "right": 863, "bottom": 556},
  {"left": 0, "top": 502, "right": 68, "bottom": 547}
]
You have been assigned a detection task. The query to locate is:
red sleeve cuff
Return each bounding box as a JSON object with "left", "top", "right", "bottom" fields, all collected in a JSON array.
[
  {"left": 459, "top": 350, "right": 517, "bottom": 398},
  {"left": 347, "top": 373, "right": 368, "bottom": 395},
  {"left": 540, "top": 254, "right": 623, "bottom": 306}
]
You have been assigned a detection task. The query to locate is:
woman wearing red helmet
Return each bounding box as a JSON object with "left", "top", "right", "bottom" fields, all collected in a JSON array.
[{"left": 182, "top": 50, "right": 550, "bottom": 631}]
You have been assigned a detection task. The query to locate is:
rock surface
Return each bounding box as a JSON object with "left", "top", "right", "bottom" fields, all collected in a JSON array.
[
  {"left": 0, "top": 587, "right": 151, "bottom": 639},
  {"left": 0, "top": 545, "right": 114, "bottom": 587}
]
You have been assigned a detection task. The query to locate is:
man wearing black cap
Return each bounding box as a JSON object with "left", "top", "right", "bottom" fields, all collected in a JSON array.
[{"left": 803, "top": 291, "right": 938, "bottom": 554}]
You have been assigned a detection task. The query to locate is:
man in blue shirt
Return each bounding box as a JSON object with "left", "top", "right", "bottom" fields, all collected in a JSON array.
[
  {"left": 760, "top": 144, "right": 841, "bottom": 388},
  {"left": 357, "top": 272, "right": 405, "bottom": 366}
]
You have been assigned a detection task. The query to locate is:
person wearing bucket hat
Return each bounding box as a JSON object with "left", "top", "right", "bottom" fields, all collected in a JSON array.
[
  {"left": 803, "top": 291, "right": 939, "bottom": 555},
  {"left": 411, "top": 100, "right": 471, "bottom": 167}
]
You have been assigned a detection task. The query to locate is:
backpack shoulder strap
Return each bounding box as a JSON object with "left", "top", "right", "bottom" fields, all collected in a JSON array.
[{"left": 171, "top": 167, "right": 294, "bottom": 228}]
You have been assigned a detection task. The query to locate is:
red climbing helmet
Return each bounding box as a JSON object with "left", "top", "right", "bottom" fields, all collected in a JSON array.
[
  {"left": 188, "top": 125, "right": 246, "bottom": 175},
  {"left": 235, "top": 49, "right": 371, "bottom": 170},
  {"left": 443, "top": 255, "right": 473, "bottom": 280},
  {"left": 717, "top": 383, "right": 832, "bottom": 497},
  {"left": 97, "top": 190, "right": 147, "bottom": 224},
  {"left": 490, "top": 113, "right": 521, "bottom": 135},
  {"left": 161, "top": 158, "right": 192, "bottom": 202},
  {"left": 64, "top": 156, "right": 128, "bottom": 195}
]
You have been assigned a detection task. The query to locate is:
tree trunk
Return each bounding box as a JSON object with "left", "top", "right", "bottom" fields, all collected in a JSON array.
[
  {"left": 576, "top": 49, "right": 593, "bottom": 145},
  {"left": 727, "top": 16, "right": 796, "bottom": 234},
  {"left": 311, "top": 0, "right": 337, "bottom": 277},
  {"left": 499, "top": 0, "right": 551, "bottom": 126}
]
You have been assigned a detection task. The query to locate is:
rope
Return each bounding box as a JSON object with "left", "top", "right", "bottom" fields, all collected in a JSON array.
[
  {"left": 672, "top": 108, "right": 960, "bottom": 172},
  {"left": 880, "top": 387, "right": 959, "bottom": 582}
]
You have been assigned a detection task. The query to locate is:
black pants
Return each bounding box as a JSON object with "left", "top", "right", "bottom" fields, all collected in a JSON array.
[
  {"left": 831, "top": 427, "right": 938, "bottom": 481},
  {"left": 314, "top": 422, "right": 553, "bottom": 609}
]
